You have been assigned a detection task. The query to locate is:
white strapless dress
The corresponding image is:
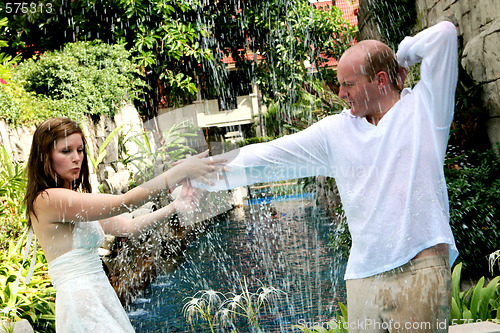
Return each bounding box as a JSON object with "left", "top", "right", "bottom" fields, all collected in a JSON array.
[{"left": 48, "top": 222, "right": 135, "bottom": 332}]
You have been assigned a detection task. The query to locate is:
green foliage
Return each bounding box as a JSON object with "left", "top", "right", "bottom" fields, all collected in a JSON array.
[
  {"left": 0, "top": 145, "right": 54, "bottom": 331},
  {"left": 446, "top": 147, "right": 500, "bottom": 277},
  {"left": 0, "top": 233, "right": 56, "bottom": 333},
  {"left": 451, "top": 262, "right": 500, "bottom": 324},
  {"left": 0, "top": 80, "right": 58, "bottom": 126},
  {"left": 0, "top": 17, "right": 7, "bottom": 48},
  {"left": 491, "top": 250, "right": 500, "bottom": 275},
  {"left": 9, "top": 41, "right": 144, "bottom": 122},
  {"left": 0, "top": 0, "right": 355, "bottom": 118},
  {"left": 1, "top": 39, "right": 144, "bottom": 126},
  {"left": 201, "top": 0, "right": 356, "bottom": 110},
  {"left": 236, "top": 136, "right": 275, "bottom": 147},
  {"left": 448, "top": 62, "right": 489, "bottom": 152},
  {"left": 120, "top": 121, "right": 197, "bottom": 187},
  {"left": 263, "top": 90, "right": 346, "bottom": 138},
  {"left": 0, "top": 145, "right": 27, "bottom": 250},
  {"left": 0, "top": 17, "right": 40, "bottom": 126},
  {"left": 0, "top": 17, "right": 20, "bottom": 83}
]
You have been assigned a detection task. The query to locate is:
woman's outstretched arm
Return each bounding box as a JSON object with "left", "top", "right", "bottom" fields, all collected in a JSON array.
[
  {"left": 33, "top": 152, "right": 223, "bottom": 224},
  {"left": 99, "top": 181, "right": 198, "bottom": 237}
]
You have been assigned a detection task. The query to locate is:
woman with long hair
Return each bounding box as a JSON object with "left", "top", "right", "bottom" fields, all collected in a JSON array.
[{"left": 24, "top": 117, "right": 221, "bottom": 332}]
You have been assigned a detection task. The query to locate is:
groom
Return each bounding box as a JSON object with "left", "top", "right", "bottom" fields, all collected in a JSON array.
[{"left": 199, "top": 20, "right": 459, "bottom": 332}]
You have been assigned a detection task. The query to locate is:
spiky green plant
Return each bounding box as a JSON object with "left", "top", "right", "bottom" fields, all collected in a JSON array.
[
  {"left": 183, "top": 278, "right": 283, "bottom": 332},
  {"left": 183, "top": 290, "right": 225, "bottom": 333},
  {"left": 451, "top": 262, "right": 500, "bottom": 324}
]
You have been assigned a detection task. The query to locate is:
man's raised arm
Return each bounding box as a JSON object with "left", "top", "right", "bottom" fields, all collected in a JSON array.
[{"left": 396, "top": 21, "right": 458, "bottom": 128}]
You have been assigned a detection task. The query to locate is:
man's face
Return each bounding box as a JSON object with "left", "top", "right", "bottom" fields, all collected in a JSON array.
[{"left": 337, "top": 50, "right": 380, "bottom": 119}]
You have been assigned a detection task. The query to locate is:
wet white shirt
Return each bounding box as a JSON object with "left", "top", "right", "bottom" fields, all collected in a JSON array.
[{"left": 200, "top": 21, "right": 459, "bottom": 279}]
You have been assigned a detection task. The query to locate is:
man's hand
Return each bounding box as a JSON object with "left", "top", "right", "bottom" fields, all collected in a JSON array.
[
  {"left": 397, "top": 66, "right": 408, "bottom": 91},
  {"left": 173, "top": 150, "right": 227, "bottom": 185}
]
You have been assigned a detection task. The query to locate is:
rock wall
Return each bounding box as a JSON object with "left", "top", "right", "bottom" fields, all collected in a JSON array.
[
  {"left": 357, "top": 0, "right": 500, "bottom": 149},
  {"left": 415, "top": 0, "right": 500, "bottom": 149}
]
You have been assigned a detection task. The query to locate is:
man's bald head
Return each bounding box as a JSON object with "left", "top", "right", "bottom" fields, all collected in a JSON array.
[{"left": 341, "top": 40, "right": 401, "bottom": 91}]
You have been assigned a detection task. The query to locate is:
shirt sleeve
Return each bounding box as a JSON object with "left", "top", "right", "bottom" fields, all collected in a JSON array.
[
  {"left": 396, "top": 21, "right": 458, "bottom": 128},
  {"left": 197, "top": 120, "right": 331, "bottom": 191}
]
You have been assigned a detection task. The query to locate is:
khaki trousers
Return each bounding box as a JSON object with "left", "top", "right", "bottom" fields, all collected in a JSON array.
[{"left": 346, "top": 255, "right": 451, "bottom": 332}]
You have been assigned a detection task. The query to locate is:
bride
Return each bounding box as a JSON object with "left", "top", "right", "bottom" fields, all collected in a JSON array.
[{"left": 24, "top": 117, "right": 222, "bottom": 332}]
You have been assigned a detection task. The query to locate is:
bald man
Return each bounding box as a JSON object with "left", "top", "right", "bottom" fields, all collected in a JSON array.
[{"left": 200, "top": 21, "right": 459, "bottom": 332}]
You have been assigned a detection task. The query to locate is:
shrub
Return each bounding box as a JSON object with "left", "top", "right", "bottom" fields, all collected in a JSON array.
[
  {"left": 446, "top": 147, "right": 500, "bottom": 277},
  {"left": 0, "top": 146, "right": 55, "bottom": 332},
  {"left": 2, "top": 40, "right": 144, "bottom": 126},
  {"left": 0, "top": 79, "right": 66, "bottom": 126}
]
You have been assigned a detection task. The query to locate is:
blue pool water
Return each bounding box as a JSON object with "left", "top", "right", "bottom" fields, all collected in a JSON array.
[{"left": 127, "top": 198, "right": 346, "bottom": 332}]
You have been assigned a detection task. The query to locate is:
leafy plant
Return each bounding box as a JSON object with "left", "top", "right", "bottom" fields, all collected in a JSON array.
[
  {"left": 490, "top": 250, "right": 500, "bottom": 275},
  {"left": 224, "top": 278, "right": 282, "bottom": 331},
  {"left": 183, "top": 290, "right": 224, "bottom": 333},
  {"left": 0, "top": 145, "right": 27, "bottom": 249},
  {"left": 0, "top": 232, "right": 56, "bottom": 333},
  {"left": 0, "top": 17, "right": 21, "bottom": 82},
  {"left": 0, "top": 144, "right": 55, "bottom": 331},
  {"left": 1, "top": 0, "right": 355, "bottom": 118},
  {"left": 262, "top": 89, "right": 346, "bottom": 139},
  {"left": 367, "top": 0, "right": 417, "bottom": 50},
  {"left": 87, "top": 124, "right": 124, "bottom": 172},
  {"left": 0, "top": 80, "right": 54, "bottom": 126},
  {"left": 236, "top": 136, "right": 275, "bottom": 147},
  {"left": 121, "top": 121, "right": 198, "bottom": 187},
  {"left": 450, "top": 262, "right": 500, "bottom": 324},
  {"left": 328, "top": 207, "right": 351, "bottom": 260},
  {"left": 0, "top": 319, "right": 14, "bottom": 333}
]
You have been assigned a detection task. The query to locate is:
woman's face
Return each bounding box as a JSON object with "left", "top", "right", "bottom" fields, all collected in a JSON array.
[{"left": 50, "top": 133, "right": 84, "bottom": 189}]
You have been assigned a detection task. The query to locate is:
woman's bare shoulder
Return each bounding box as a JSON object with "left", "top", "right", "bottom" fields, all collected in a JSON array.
[
  {"left": 34, "top": 188, "right": 72, "bottom": 204},
  {"left": 33, "top": 188, "right": 79, "bottom": 218}
]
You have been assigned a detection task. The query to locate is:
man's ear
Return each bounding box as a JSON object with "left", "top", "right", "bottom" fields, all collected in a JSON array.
[{"left": 376, "top": 71, "right": 390, "bottom": 88}]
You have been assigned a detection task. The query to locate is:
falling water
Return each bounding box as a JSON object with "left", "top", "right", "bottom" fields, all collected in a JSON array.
[
  {"left": 120, "top": 1, "right": 352, "bottom": 331},
  {"left": 127, "top": 190, "right": 347, "bottom": 332}
]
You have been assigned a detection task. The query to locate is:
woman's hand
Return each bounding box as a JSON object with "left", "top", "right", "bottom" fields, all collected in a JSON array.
[
  {"left": 174, "top": 150, "right": 227, "bottom": 184},
  {"left": 172, "top": 180, "right": 199, "bottom": 214}
]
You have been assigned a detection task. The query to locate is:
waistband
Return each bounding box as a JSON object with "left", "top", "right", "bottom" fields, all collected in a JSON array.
[
  {"left": 384, "top": 254, "right": 449, "bottom": 276},
  {"left": 48, "top": 249, "right": 103, "bottom": 289}
]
